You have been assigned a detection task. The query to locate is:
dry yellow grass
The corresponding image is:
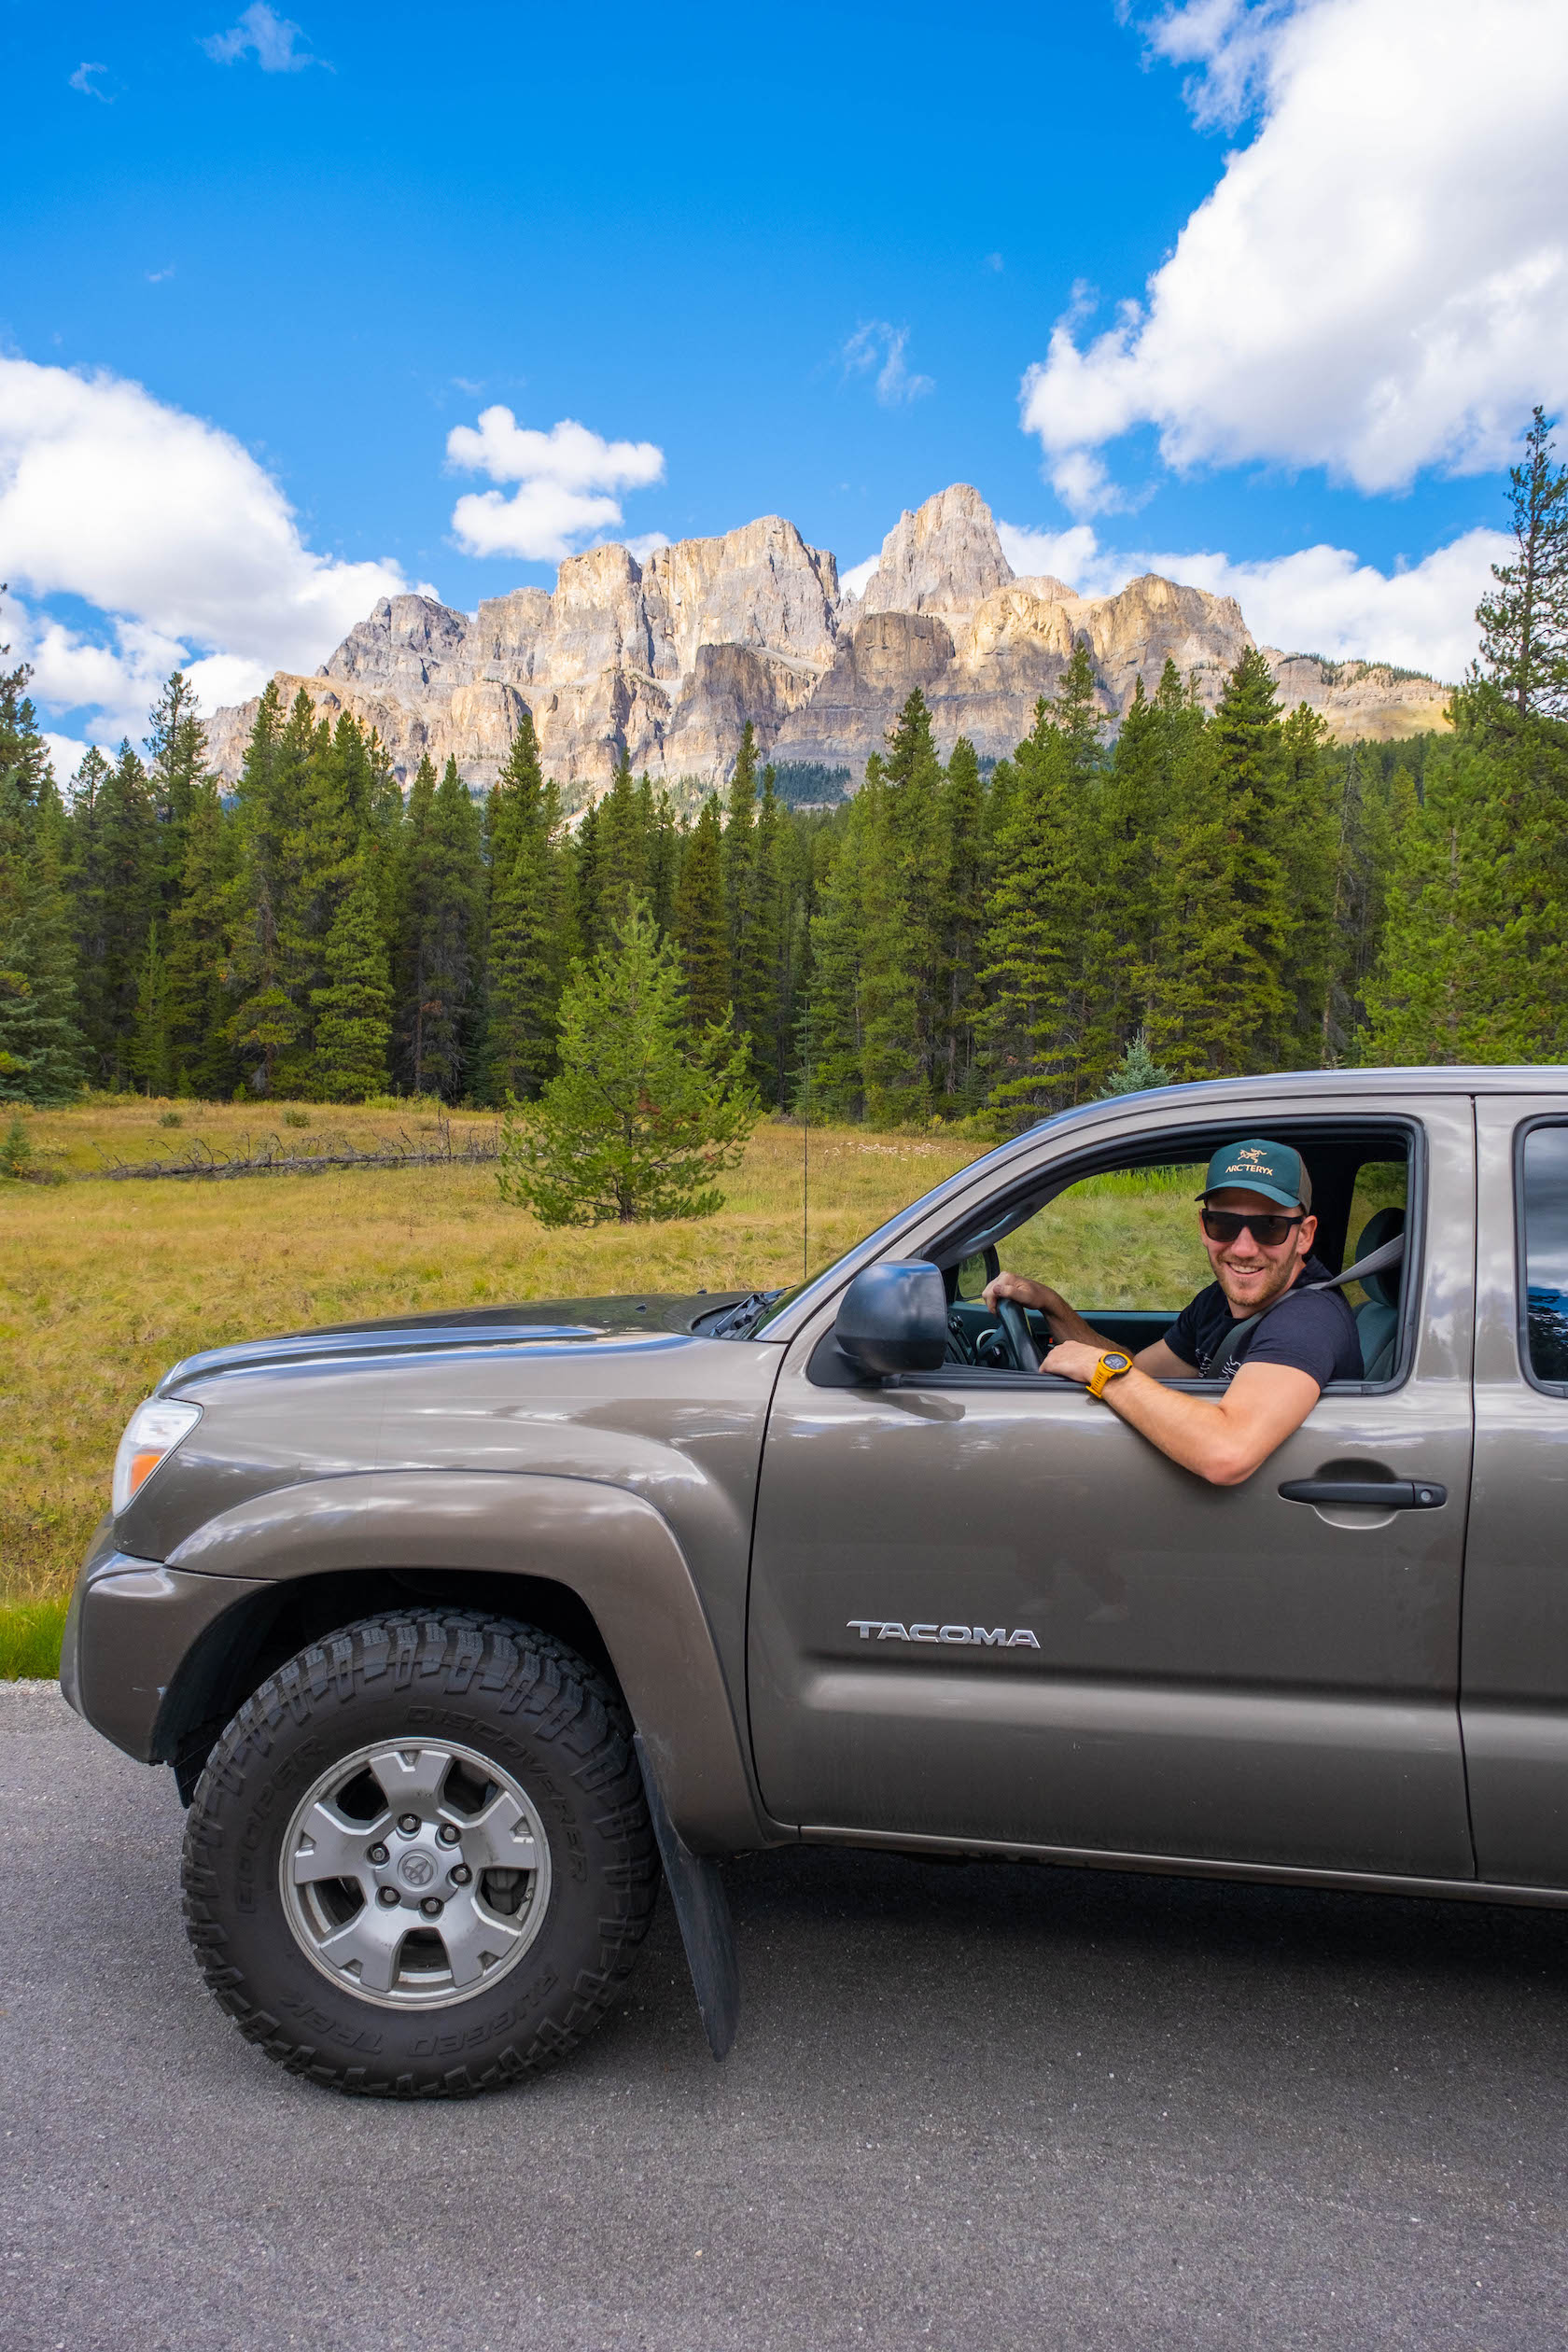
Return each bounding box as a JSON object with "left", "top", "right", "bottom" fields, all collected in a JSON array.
[{"left": 2, "top": 1104, "right": 981, "bottom": 1606}]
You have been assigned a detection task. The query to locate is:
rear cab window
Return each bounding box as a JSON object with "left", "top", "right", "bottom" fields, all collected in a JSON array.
[{"left": 1519, "top": 1124, "right": 1568, "bottom": 1387}]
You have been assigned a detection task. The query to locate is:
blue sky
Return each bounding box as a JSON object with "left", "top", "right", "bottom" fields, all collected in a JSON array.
[{"left": 5, "top": 0, "right": 1566, "bottom": 766}]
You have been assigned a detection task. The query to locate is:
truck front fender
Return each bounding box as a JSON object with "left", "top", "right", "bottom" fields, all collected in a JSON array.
[{"left": 165, "top": 1469, "right": 769, "bottom": 1852}]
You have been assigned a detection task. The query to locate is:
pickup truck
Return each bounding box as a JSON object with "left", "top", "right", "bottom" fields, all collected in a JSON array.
[{"left": 60, "top": 1068, "right": 1568, "bottom": 2096}]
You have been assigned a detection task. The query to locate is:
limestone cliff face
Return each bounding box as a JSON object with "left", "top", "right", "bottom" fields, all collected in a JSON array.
[{"left": 206, "top": 485, "right": 1450, "bottom": 797}]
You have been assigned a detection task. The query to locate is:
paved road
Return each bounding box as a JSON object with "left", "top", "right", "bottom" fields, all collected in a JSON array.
[{"left": 6, "top": 1682, "right": 1568, "bottom": 2352}]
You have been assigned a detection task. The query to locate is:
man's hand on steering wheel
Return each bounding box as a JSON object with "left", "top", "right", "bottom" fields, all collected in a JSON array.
[{"left": 981, "top": 1269, "right": 1106, "bottom": 1375}]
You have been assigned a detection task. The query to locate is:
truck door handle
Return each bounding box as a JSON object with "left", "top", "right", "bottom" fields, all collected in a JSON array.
[{"left": 1278, "top": 1477, "right": 1447, "bottom": 1510}]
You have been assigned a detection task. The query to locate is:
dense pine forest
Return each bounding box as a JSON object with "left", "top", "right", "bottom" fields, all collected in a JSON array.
[{"left": 3, "top": 415, "right": 1566, "bottom": 1127}]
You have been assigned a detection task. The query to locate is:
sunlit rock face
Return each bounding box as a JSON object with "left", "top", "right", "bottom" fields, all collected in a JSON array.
[{"left": 206, "top": 487, "right": 1450, "bottom": 801}]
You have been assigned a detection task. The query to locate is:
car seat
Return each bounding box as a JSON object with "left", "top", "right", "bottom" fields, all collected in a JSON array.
[{"left": 1351, "top": 1205, "right": 1405, "bottom": 1380}]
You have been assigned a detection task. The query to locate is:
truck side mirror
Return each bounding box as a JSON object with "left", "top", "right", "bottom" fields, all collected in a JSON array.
[{"left": 833, "top": 1261, "right": 949, "bottom": 1378}]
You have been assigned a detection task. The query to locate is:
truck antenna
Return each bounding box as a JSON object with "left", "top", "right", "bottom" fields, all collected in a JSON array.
[{"left": 802, "top": 990, "right": 810, "bottom": 1286}]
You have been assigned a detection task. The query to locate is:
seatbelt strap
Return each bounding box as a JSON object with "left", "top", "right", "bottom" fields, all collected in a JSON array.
[{"left": 1204, "top": 1232, "right": 1406, "bottom": 1380}]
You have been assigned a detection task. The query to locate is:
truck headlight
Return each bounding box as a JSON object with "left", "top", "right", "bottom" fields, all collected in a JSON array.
[{"left": 112, "top": 1398, "right": 203, "bottom": 1518}]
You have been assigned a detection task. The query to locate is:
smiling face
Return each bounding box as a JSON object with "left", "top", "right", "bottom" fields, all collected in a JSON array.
[{"left": 1199, "top": 1186, "right": 1317, "bottom": 1318}]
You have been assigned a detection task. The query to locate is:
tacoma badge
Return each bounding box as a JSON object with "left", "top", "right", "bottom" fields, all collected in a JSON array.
[{"left": 846, "top": 1620, "right": 1041, "bottom": 1648}]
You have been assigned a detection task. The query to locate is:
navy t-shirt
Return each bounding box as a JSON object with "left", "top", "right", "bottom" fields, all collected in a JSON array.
[{"left": 1164, "top": 1254, "right": 1363, "bottom": 1388}]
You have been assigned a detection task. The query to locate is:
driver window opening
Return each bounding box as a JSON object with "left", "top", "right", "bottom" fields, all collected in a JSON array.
[{"left": 936, "top": 1129, "right": 1411, "bottom": 1385}]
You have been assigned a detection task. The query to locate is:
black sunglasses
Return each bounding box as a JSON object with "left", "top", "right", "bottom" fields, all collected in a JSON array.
[{"left": 1200, "top": 1208, "right": 1305, "bottom": 1248}]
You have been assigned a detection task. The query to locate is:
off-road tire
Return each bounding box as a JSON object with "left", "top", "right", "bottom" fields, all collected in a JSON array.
[{"left": 181, "top": 1613, "right": 658, "bottom": 2096}]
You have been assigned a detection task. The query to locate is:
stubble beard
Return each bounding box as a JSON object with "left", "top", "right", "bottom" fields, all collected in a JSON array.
[{"left": 1218, "top": 1251, "right": 1302, "bottom": 1318}]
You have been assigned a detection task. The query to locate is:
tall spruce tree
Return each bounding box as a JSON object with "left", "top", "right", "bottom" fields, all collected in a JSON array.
[
  {"left": 314, "top": 843, "right": 394, "bottom": 1100},
  {"left": 979, "top": 696, "right": 1078, "bottom": 1120},
  {"left": 1369, "top": 412, "right": 1568, "bottom": 1064},
  {"left": 673, "top": 795, "right": 729, "bottom": 1034},
  {"left": 166, "top": 774, "right": 236, "bottom": 1097},
  {"left": 934, "top": 735, "right": 987, "bottom": 1107},
  {"left": 1477, "top": 406, "right": 1568, "bottom": 721},
  {"left": 145, "top": 671, "right": 212, "bottom": 910},
  {"left": 485, "top": 717, "right": 563, "bottom": 1101},
  {"left": 723, "top": 723, "right": 758, "bottom": 1006},
  {"left": 68, "top": 739, "right": 160, "bottom": 1087},
  {"left": 394, "top": 757, "right": 484, "bottom": 1100},
  {"left": 856, "top": 691, "right": 947, "bottom": 1122},
  {"left": 129, "top": 919, "right": 175, "bottom": 1095},
  {"left": 0, "top": 657, "right": 84, "bottom": 1104},
  {"left": 596, "top": 755, "right": 649, "bottom": 938},
  {"left": 227, "top": 682, "right": 300, "bottom": 1095}
]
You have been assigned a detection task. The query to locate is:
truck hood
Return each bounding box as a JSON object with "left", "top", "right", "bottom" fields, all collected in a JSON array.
[{"left": 157, "top": 1291, "right": 755, "bottom": 1392}]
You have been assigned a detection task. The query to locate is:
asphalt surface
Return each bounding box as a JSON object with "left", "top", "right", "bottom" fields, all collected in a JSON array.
[{"left": 6, "top": 1683, "right": 1568, "bottom": 2352}]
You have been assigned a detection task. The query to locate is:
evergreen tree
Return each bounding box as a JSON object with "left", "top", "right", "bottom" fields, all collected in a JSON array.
[
  {"left": 313, "top": 844, "right": 394, "bottom": 1100},
  {"left": 497, "top": 897, "right": 758, "bottom": 1224},
  {"left": 67, "top": 738, "right": 160, "bottom": 1087},
  {"left": 1140, "top": 667, "right": 1250, "bottom": 1082},
  {"left": 394, "top": 757, "right": 484, "bottom": 1100},
  {"left": 1272, "top": 700, "right": 1337, "bottom": 1066},
  {"left": 485, "top": 717, "right": 563, "bottom": 1101},
  {"left": 1100, "top": 1029, "right": 1173, "bottom": 1096},
  {"left": 166, "top": 775, "right": 237, "bottom": 1097},
  {"left": 744, "top": 763, "right": 783, "bottom": 1099},
  {"left": 1369, "top": 414, "right": 1568, "bottom": 1064},
  {"left": 875, "top": 693, "right": 950, "bottom": 1117},
  {"left": 0, "top": 657, "right": 84, "bottom": 1104},
  {"left": 144, "top": 671, "right": 212, "bottom": 908},
  {"left": 934, "top": 735, "right": 987, "bottom": 1107},
  {"left": 227, "top": 684, "right": 301, "bottom": 1095},
  {"left": 723, "top": 722, "right": 758, "bottom": 1008},
  {"left": 1365, "top": 727, "right": 1527, "bottom": 1061},
  {"left": 596, "top": 755, "right": 648, "bottom": 937},
  {"left": 978, "top": 698, "right": 1078, "bottom": 1120},
  {"left": 806, "top": 771, "right": 876, "bottom": 1117},
  {"left": 1477, "top": 406, "right": 1568, "bottom": 721},
  {"left": 673, "top": 795, "right": 729, "bottom": 1033},
  {"left": 571, "top": 796, "right": 602, "bottom": 957},
  {"left": 129, "top": 919, "right": 175, "bottom": 1095}
]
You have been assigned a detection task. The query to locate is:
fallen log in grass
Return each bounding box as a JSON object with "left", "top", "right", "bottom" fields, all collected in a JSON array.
[{"left": 91, "top": 1119, "right": 500, "bottom": 1181}]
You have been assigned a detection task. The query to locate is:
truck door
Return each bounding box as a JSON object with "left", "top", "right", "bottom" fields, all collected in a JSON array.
[
  {"left": 1463, "top": 1097, "right": 1568, "bottom": 1885},
  {"left": 748, "top": 1093, "right": 1476, "bottom": 1880}
]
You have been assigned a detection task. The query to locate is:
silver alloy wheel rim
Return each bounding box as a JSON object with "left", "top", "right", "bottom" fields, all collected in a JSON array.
[{"left": 279, "top": 1735, "right": 553, "bottom": 2011}]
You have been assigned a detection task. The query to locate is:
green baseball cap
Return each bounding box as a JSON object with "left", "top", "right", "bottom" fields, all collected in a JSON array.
[{"left": 1197, "top": 1138, "right": 1312, "bottom": 1211}]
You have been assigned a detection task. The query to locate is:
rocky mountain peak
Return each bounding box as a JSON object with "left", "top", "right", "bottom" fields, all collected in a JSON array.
[
  {"left": 204, "top": 482, "right": 1451, "bottom": 797},
  {"left": 859, "top": 483, "right": 1015, "bottom": 619}
]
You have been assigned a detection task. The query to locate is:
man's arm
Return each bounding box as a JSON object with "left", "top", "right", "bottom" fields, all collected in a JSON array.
[{"left": 1042, "top": 1343, "right": 1322, "bottom": 1486}]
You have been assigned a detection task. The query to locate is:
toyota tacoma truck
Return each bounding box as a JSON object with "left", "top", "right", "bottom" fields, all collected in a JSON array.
[{"left": 60, "top": 1069, "right": 1568, "bottom": 2095}]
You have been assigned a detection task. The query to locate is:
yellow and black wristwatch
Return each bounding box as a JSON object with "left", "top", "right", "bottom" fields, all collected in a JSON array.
[{"left": 1086, "top": 1349, "right": 1133, "bottom": 1400}]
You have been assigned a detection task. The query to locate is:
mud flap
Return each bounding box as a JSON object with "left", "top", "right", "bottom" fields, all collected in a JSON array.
[{"left": 634, "top": 1731, "right": 740, "bottom": 2062}]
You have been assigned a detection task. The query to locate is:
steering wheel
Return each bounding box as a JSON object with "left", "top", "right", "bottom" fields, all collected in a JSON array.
[{"left": 997, "top": 1297, "right": 1042, "bottom": 1373}]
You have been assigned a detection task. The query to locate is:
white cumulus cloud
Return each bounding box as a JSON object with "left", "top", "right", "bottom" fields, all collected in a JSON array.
[
  {"left": 202, "top": 4, "right": 317, "bottom": 71},
  {"left": 997, "top": 516, "right": 1507, "bottom": 681},
  {"left": 0, "top": 357, "right": 413, "bottom": 749},
  {"left": 446, "top": 409, "right": 665, "bottom": 562},
  {"left": 1022, "top": 0, "right": 1568, "bottom": 505}
]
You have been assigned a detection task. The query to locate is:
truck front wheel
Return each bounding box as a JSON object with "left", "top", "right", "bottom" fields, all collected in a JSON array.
[{"left": 181, "top": 1612, "right": 658, "bottom": 2095}]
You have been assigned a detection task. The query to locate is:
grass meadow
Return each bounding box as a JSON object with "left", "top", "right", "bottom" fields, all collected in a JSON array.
[{"left": 1, "top": 1101, "right": 983, "bottom": 1659}]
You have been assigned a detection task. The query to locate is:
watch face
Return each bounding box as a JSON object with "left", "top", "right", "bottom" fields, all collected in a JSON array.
[{"left": 1104, "top": 1352, "right": 1131, "bottom": 1372}]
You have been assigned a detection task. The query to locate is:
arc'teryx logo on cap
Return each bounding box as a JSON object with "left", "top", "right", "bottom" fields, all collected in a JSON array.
[{"left": 1197, "top": 1138, "right": 1310, "bottom": 1211}]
